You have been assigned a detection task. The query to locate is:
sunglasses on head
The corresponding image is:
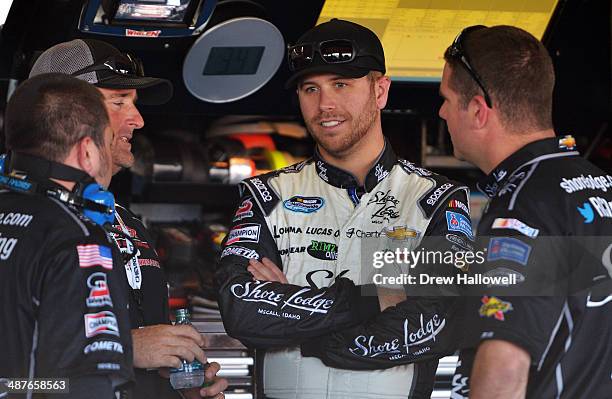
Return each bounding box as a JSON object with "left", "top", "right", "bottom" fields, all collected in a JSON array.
[
  {"left": 448, "top": 25, "right": 492, "bottom": 108},
  {"left": 287, "top": 39, "right": 359, "bottom": 71},
  {"left": 71, "top": 53, "right": 144, "bottom": 81}
]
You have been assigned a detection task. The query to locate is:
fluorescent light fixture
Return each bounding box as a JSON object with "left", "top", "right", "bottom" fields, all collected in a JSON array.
[{"left": 317, "top": 0, "right": 559, "bottom": 82}]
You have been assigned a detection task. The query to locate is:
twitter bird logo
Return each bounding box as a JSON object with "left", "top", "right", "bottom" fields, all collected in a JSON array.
[{"left": 577, "top": 202, "right": 595, "bottom": 223}]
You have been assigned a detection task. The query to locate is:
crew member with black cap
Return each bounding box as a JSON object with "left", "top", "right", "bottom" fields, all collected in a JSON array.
[
  {"left": 217, "top": 19, "right": 472, "bottom": 398},
  {"left": 0, "top": 73, "right": 133, "bottom": 398},
  {"left": 29, "top": 40, "right": 227, "bottom": 399}
]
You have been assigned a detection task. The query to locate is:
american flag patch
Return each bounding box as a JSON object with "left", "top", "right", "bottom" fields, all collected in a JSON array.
[{"left": 77, "top": 245, "right": 113, "bottom": 270}]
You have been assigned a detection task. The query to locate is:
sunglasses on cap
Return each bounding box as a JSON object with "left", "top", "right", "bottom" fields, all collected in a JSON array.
[
  {"left": 448, "top": 25, "right": 492, "bottom": 108},
  {"left": 71, "top": 53, "right": 144, "bottom": 81},
  {"left": 287, "top": 39, "right": 364, "bottom": 71}
]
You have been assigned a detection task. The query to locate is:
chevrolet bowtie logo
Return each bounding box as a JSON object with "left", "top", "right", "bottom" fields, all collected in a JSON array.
[{"left": 384, "top": 226, "right": 419, "bottom": 240}]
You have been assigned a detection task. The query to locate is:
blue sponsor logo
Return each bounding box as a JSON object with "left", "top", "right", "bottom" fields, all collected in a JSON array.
[
  {"left": 283, "top": 196, "right": 325, "bottom": 214},
  {"left": 487, "top": 237, "right": 532, "bottom": 266},
  {"left": 0, "top": 175, "right": 32, "bottom": 192},
  {"left": 577, "top": 202, "right": 594, "bottom": 223},
  {"left": 445, "top": 211, "right": 474, "bottom": 240}
]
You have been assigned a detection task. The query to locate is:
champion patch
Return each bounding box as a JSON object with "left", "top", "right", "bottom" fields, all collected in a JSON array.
[
  {"left": 226, "top": 223, "right": 261, "bottom": 245},
  {"left": 283, "top": 196, "right": 325, "bottom": 214},
  {"left": 487, "top": 237, "right": 531, "bottom": 265},
  {"left": 84, "top": 311, "right": 119, "bottom": 338},
  {"left": 445, "top": 211, "right": 474, "bottom": 240}
]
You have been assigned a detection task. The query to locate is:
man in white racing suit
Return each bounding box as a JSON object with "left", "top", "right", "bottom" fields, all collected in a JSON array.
[{"left": 217, "top": 19, "right": 473, "bottom": 399}]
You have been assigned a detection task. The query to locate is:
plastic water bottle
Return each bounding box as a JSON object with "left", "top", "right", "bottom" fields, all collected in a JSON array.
[{"left": 169, "top": 308, "right": 206, "bottom": 389}]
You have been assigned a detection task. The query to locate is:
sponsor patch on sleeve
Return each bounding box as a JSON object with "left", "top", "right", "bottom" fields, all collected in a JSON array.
[
  {"left": 479, "top": 296, "right": 513, "bottom": 321},
  {"left": 220, "top": 246, "right": 259, "bottom": 260},
  {"left": 226, "top": 223, "right": 261, "bottom": 245},
  {"left": 84, "top": 340, "right": 124, "bottom": 355},
  {"left": 445, "top": 234, "right": 474, "bottom": 251},
  {"left": 445, "top": 211, "right": 474, "bottom": 240},
  {"left": 418, "top": 177, "right": 467, "bottom": 219},
  {"left": 84, "top": 311, "right": 119, "bottom": 338},
  {"left": 241, "top": 175, "right": 279, "bottom": 216},
  {"left": 448, "top": 199, "right": 470, "bottom": 215},
  {"left": 86, "top": 272, "right": 113, "bottom": 308},
  {"left": 233, "top": 198, "right": 254, "bottom": 222},
  {"left": 491, "top": 218, "right": 539, "bottom": 238},
  {"left": 487, "top": 237, "right": 531, "bottom": 265},
  {"left": 77, "top": 245, "right": 113, "bottom": 270}
]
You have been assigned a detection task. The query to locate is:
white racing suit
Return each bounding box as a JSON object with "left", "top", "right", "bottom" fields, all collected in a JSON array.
[{"left": 217, "top": 142, "right": 473, "bottom": 398}]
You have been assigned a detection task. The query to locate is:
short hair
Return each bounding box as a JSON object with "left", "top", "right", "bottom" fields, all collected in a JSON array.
[
  {"left": 444, "top": 25, "right": 555, "bottom": 133},
  {"left": 367, "top": 71, "right": 384, "bottom": 82},
  {"left": 4, "top": 73, "right": 109, "bottom": 162}
]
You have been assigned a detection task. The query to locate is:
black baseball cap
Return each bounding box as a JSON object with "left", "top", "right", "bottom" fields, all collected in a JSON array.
[
  {"left": 29, "top": 39, "right": 173, "bottom": 105},
  {"left": 285, "top": 18, "right": 386, "bottom": 88}
]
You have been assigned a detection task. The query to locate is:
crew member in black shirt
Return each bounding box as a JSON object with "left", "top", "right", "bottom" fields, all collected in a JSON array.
[
  {"left": 0, "top": 73, "right": 133, "bottom": 398},
  {"left": 29, "top": 40, "right": 227, "bottom": 398},
  {"left": 438, "top": 25, "right": 612, "bottom": 398}
]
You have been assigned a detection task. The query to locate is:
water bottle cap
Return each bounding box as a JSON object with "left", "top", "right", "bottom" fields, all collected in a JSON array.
[{"left": 175, "top": 308, "right": 190, "bottom": 320}]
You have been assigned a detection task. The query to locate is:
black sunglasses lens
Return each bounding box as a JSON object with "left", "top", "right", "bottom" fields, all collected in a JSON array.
[
  {"left": 288, "top": 44, "right": 313, "bottom": 70},
  {"left": 111, "top": 55, "right": 143, "bottom": 76},
  {"left": 453, "top": 25, "right": 486, "bottom": 54},
  {"left": 319, "top": 40, "right": 354, "bottom": 63},
  {"left": 124, "top": 54, "right": 144, "bottom": 76}
]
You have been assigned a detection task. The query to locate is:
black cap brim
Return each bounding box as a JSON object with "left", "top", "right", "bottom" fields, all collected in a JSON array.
[
  {"left": 96, "top": 75, "right": 174, "bottom": 106},
  {"left": 284, "top": 64, "right": 370, "bottom": 89}
]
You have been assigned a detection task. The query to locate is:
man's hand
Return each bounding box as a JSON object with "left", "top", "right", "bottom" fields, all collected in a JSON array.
[
  {"left": 247, "top": 258, "right": 288, "bottom": 283},
  {"left": 132, "top": 324, "right": 207, "bottom": 369},
  {"left": 178, "top": 362, "right": 229, "bottom": 399},
  {"left": 469, "top": 339, "right": 530, "bottom": 399}
]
